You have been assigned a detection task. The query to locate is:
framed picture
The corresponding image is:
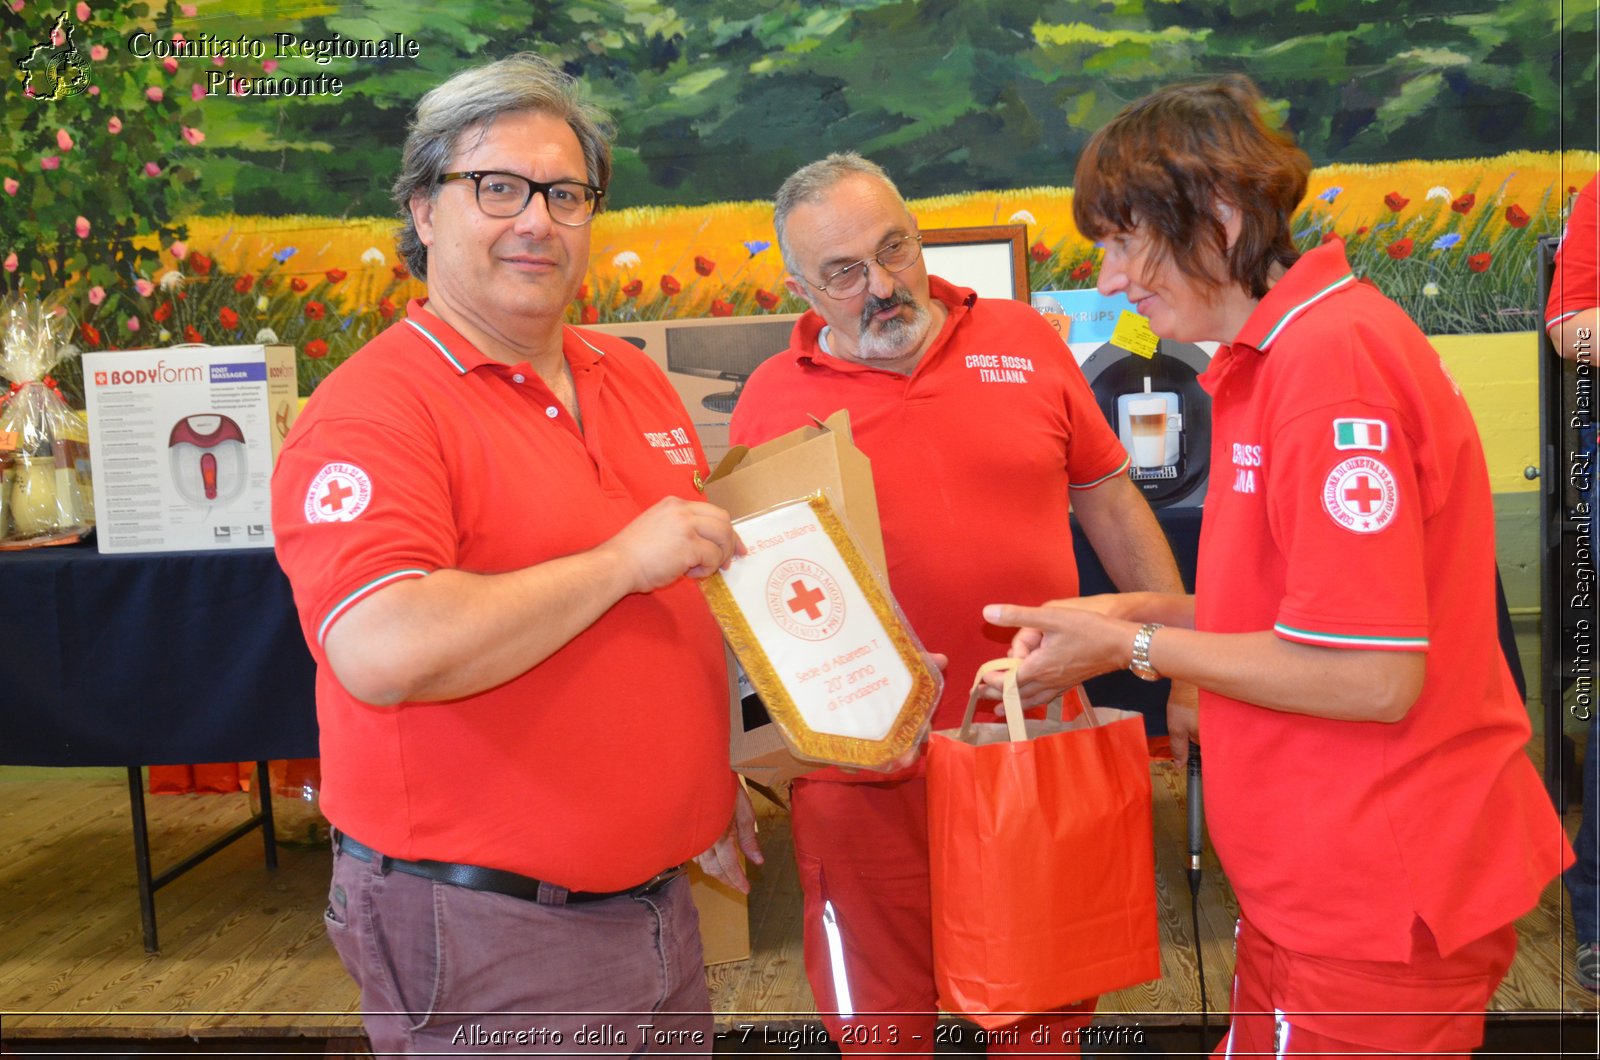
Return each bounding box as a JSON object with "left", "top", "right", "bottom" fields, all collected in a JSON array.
[{"left": 919, "top": 224, "right": 1030, "bottom": 302}]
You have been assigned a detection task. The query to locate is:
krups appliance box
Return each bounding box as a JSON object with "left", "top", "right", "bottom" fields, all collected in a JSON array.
[{"left": 82, "top": 344, "right": 299, "bottom": 553}]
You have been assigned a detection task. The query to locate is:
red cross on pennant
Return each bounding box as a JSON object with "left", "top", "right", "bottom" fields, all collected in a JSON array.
[
  {"left": 1342, "top": 474, "right": 1383, "bottom": 515},
  {"left": 786, "top": 579, "right": 826, "bottom": 621},
  {"left": 320, "top": 479, "right": 354, "bottom": 513}
]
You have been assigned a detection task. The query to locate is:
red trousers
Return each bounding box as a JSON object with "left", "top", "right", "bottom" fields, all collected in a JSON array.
[
  {"left": 1216, "top": 914, "right": 1517, "bottom": 1059},
  {"left": 791, "top": 775, "right": 1096, "bottom": 1055}
]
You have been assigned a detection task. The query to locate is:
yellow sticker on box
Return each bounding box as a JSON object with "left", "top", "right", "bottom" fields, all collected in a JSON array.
[{"left": 1111, "top": 310, "right": 1160, "bottom": 360}]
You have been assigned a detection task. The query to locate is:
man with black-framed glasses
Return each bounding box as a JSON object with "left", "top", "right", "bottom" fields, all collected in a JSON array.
[
  {"left": 730, "top": 153, "right": 1188, "bottom": 1055},
  {"left": 272, "top": 53, "right": 758, "bottom": 1055}
]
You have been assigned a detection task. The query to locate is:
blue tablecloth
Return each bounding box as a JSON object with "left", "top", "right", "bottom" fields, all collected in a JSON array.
[{"left": 0, "top": 539, "right": 318, "bottom": 766}]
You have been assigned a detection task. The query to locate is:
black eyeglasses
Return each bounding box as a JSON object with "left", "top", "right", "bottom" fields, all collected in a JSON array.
[
  {"left": 437, "top": 171, "right": 604, "bottom": 226},
  {"left": 812, "top": 235, "right": 923, "bottom": 298}
]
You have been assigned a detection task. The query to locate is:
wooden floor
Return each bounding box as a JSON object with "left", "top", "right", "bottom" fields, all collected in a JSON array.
[{"left": 0, "top": 758, "right": 1592, "bottom": 1045}]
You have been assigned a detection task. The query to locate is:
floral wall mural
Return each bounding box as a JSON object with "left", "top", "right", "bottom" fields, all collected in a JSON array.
[{"left": 1, "top": 0, "right": 1595, "bottom": 397}]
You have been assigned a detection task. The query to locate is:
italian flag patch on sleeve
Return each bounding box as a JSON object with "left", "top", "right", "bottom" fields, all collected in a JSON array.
[{"left": 1333, "top": 418, "right": 1388, "bottom": 452}]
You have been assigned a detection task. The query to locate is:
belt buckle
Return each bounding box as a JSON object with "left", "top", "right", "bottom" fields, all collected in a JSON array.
[{"left": 634, "top": 864, "right": 685, "bottom": 897}]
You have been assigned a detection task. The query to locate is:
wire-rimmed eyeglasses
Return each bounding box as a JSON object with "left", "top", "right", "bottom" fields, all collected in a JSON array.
[
  {"left": 437, "top": 171, "right": 604, "bottom": 227},
  {"left": 811, "top": 235, "right": 924, "bottom": 298}
]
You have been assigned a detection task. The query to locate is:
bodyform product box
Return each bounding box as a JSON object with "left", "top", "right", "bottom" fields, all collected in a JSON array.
[{"left": 82, "top": 344, "right": 299, "bottom": 553}]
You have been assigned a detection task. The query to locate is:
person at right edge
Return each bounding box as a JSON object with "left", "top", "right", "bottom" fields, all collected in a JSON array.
[
  {"left": 1548, "top": 173, "right": 1599, "bottom": 994},
  {"left": 981, "top": 77, "right": 1572, "bottom": 1058}
]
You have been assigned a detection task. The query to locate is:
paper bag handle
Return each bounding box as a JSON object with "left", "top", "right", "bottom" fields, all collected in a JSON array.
[{"left": 958, "top": 658, "right": 1096, "bottom": 743}]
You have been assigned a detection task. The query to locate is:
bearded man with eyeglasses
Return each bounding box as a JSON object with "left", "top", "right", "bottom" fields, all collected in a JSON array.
[
  {"left": 729, "top": 153, "right": 1188, "bottom": 1055},
  {"left": 271, "top": 53, "right": 759, "bottom": 1055}
]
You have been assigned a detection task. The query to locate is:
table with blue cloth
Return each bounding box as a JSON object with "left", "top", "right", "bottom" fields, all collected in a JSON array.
[{"left": 0, "top": 539, "right": 318, "bottom": 951}]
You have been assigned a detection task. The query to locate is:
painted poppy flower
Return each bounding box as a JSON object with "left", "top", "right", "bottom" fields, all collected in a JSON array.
[
  {"left": 1504, "top": 204, "right": 1530, "bottom": 228},
  {"left": 189, "top": 252, "right": 213, "bottom": 275},
  {"left": 391, "top": 264, "right": 409, "bottom": 280},
  {"left": 580, "top": 304, "right": 599, "bottom": 324},
  {"left": 153, "top": 301, "right": 173, "bottom": 322},
  {"left": 184, "top": 325, "right": 204, "bottom": 343},
  {"left": 234, "top": 275, "right": 254, "bottom": 293},
  {"left": 1450, "top": 193, "right": 1475, "bottom": 214},
  {"left": 80, "top": 322, "right": 102, "bottom": 345},
  {"left": 1383, "top": 192, "right": 1409, "bottom": 212},
  {"left": 693, "top": 255, "right": 715, "bottom": 277},
  {"left": 218, "top": 306, "right": 239, "bottom": 329},
  {"left": 304, "top": 339, "right": 329, "bottom": 359},
  {"left": 1029, "top": 241, "right": 1051, "bottom": 263},
  {"left": 622, "top": 279, "right": 643, "bottom": 298},
  {"left": 290, "top": 277, "right": 309, "bottom": 293},
  {"left": 325, "top": 268, "right": 347, "bottom": 284},
  {"left": 660, "top": 275, "right": 681, "bottom": 296},
  {"left": 1467, "top": 253, "right": 1492, "bottom": 273},
  {"left": 304, "top": 301, "right": 326, "bottom": 320},
  {"left": 710, "top": 298, "right": 733, "bottom": 317},
  {"left": 378, "top": 297, "right": 397, "bottom": 320},
  {"left": 577, "top": 284, "right": 589, "bottom": 301},
  {"left": 1069, "top": 260, "right": 1095, "bottom": 281},
  {"left": 1356, "top": 226, "right": 1369, "bottom": 235},
  {"left": 1386, "top": 238, "right": 1414, "bottom": 260},
  {"left": 754, "top": 288, "right": 780, "bottom": 310},
  {"left": 1321, "top": 231, "right": 1341, "bottom": 245}
]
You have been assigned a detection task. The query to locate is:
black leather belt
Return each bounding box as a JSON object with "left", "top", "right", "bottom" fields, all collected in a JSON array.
[{"left": 332, "top": 829, "right": 685, "bottom": 904}]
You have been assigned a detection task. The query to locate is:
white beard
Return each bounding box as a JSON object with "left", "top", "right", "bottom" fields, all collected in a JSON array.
[{"left": 854, "top": 289, "right": 932, "bottom": 361}]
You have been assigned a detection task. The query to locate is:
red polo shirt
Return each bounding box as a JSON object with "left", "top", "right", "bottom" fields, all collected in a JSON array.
[
  {"left": 731, "top": 278, "right": 1128, "bottom": 740},
  {"left": 1547, "top": 175, "right": 1599, "bottom": 333},
  {"left": 272, "top": 301, "right": 732, "bottom": 891},
  {"left": 1196, "top": 241, "right": 1569, "bottom": 960}
]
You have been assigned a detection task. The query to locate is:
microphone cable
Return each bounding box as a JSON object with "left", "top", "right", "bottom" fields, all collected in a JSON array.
[{"left": 1187, "top": 741, "right": 1210, "bottom": 1054}]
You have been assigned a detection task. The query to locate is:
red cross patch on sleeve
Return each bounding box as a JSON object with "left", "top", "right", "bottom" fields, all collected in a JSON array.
[
  {"left": 304, "top": 462, "right": 374, "bottom": 524},
  {"left": 1321, "top": 456, "right": 1398, "bottom": 533}
]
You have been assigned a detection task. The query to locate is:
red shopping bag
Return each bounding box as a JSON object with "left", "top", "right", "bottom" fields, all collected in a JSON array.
[{"left": 927, "top": 659, "right": 1160, "bottom": 1028}]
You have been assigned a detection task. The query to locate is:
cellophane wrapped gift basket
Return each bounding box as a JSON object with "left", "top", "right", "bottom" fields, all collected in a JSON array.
[{"left": 0, "top": 294, "right": 93, "bottom": 548}]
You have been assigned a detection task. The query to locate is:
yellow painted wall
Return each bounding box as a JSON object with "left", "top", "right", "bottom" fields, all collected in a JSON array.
[{"left": 1433, "top": 332, "right": 1542, "bottom": 494}]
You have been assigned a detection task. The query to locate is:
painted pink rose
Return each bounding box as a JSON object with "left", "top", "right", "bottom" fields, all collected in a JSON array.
[
  {"left": 75, "top": 1, "right": 89, "bottom": 21},
  {"left": 134, "top": 278, "right": 155, "bottom": 297},
  {"left": 181, "top": 126, "right": 205, "bottom": 146},
  {"left": 146, "top": 86, "right": 164, "bottom": 102},
  {"left": 75, "top": 216, "right": 90, "bottom": 238},
  {"left": 126, "top": 316, "right": 141, "bottom": 332},
  {"left": 107, "top": 116, "right": 122, "bottom": 134},
  {"left": 170, "top": 241, "right": 188, "bottom": 260},
  {"left": 88, "top": 286, "right": 106, "bottom": 305},
  {"left": 263, "top": 59, "right": 278, "bottom": 73},
  {"left": 40, "top": 155, "right": 60, "bottom": 171},
  {"left": 181, "top": 3, "right": 196, "bottom": 14},
  {"left": 3, "top": 178, "right": 17, "bottom": 196},
  {"left": 191, "top": 83, "right": 205, "bottom": 101},
  {"left": 162, "top": 57, "right": 178, "bottom": 74},
  {"left": 56, "top": 129, "right": 73, "bottom": 151},
  {"left": 87, "top": 85, "right": 98, "bottom": 96},
  {"left": 3, "top": 253, "right": 16, "bottom": 273},
  {"left": 143, "top": 161, "right": 161, "bottom": 177},
  {"left": 90, "top": 44, "right": 107, "bottom": 61}
]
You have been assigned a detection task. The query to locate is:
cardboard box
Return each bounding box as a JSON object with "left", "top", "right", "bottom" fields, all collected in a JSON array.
[
  {"left": 82, "top": 344, "right": 298, "bottom": 553},
  {"left": 703, "top": 410, "right": 894, "bottom": 789},
  {"left": 688, "top": 861, "right": 751, "bottom": 966}
]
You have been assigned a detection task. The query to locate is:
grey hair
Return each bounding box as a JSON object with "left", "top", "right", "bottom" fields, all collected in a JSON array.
[
  {"left": 773, "top": 152, "right": 907, "bottom": 280},
  {"left": 393, "top": 52, "right": 614, "bottom": 280}
]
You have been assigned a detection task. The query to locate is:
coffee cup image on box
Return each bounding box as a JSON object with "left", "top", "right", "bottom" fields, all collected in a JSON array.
[{"left": 168, "top": 414, "right": 248, "bottom": 507}]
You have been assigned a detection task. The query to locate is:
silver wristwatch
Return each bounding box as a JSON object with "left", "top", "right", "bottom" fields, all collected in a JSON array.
[{"left": 1130, "top": 622, "right": 1164, "bottom": 682}]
